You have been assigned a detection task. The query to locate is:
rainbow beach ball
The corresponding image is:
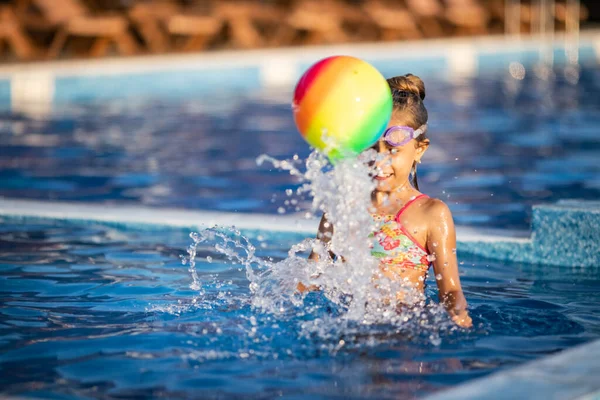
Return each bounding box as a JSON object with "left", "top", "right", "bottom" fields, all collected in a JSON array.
[{"left": 292, "top": 56, "right": 393, "bottom": 160}]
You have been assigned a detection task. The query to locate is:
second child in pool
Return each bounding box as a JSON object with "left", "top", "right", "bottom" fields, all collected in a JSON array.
[{"left": 302, "top": 74, "right": 472, "bottom": 328}]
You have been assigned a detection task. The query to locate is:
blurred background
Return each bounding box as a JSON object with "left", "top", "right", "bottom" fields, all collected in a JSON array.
[{"left": 0, "top": 0, "right": 596, "bottom": 61}]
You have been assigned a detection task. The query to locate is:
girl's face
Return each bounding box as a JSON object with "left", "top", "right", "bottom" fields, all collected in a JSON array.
[{"left": 372, "top": 117, "right": 429, "bottom": 192}]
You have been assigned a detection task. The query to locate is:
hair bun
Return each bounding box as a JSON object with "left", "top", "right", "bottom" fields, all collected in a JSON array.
[{"left": 387, "top": 74, "right": 426, "bottom": 101}]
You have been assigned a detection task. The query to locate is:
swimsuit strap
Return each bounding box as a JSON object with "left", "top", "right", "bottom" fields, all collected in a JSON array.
[{"left": 395, "top": 194, "right": 429, "bottom": 221}]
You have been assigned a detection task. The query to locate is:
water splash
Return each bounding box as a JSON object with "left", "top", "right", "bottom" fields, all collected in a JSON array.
[{"left": 179, "top": 150, "right": 453, "bottom": 345}]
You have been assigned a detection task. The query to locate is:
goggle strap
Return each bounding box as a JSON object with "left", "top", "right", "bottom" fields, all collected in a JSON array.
[{"left": 414, "top": 123, "right": 428, "bottom": 138}]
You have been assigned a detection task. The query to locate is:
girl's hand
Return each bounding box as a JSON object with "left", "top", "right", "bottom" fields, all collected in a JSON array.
[
  {"left": 451, "top": 311, "right": 473, "bottom": 328},
  {"left": 296, "top": 281, "right": 320, "bottom": 293}
]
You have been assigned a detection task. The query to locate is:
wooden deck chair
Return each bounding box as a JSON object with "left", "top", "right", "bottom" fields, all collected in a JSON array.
[
  {"left": 164, "top": 3, "right": 223, "bottom": 52},
  {"left": 213, "top": 1, "right": 294, "bottom": 49},
  {"left": 484, "top": 0, "right": 514, "bottom": 35},
  {"left": 20, "top": 0, "right": 138, "bottom": 58},
  {"left": 405, "top": 0, "right": 447, "bottom": 38},
  {"left": 286, "top": 0, "right": 352, "bottom": 45},
  {"left": 0, "top": 5, "right": 38, "bottom": 60},
  {"left": 128, "top": 1, "right": 180, "bottom": 53},
  {"left": 362, "top": 0, "right": 422, "bottom": 41},
  {"left": 555, "top": 1, "right": 589, "bottom": 30},
  {"left": 443, "top": 0, "right": 491, "bottom": 36},
  {"left": 332, "top": 0, "right": 380, "bottom": 43}
]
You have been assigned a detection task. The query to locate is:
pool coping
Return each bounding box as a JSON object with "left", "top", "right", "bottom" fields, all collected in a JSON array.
[
  {"left": 424, "top": 338, "right": 600, "bottom": 400},
  {"left": 0, "top": 197, "right": 529, "bottom": 241},
  {"left": 2, "top": 197, "right": 598, "bottom": 268}
]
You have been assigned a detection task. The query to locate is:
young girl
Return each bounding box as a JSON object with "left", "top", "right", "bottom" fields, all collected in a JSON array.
[{"left": 303, "top": 74, "right": 472, "bottom": 328}]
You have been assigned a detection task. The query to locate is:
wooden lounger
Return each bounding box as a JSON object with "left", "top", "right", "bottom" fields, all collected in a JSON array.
[
  {"left": 18, "top": 0, "right": 139, "bottom": 58},
  {"left": 0, "top": 5, "right": 38, "bottom": 60}
]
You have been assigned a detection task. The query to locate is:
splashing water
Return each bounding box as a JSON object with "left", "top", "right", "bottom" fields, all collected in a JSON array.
[{"left": 179, "top": 149, "right": 454, "bottom": 345}]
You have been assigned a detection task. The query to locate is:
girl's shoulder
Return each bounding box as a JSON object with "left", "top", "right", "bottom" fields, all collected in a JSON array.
[{"left": 419, "top": 196, "right": 455, "bottom": 228}]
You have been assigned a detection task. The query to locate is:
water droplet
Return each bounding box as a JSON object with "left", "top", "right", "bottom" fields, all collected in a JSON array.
[
  {"left": 277, "top": 207, "right": 286, "bottom": 214},
  {"left": 206, "top": 256, "right": 212, "bottom": 263},
  {"left": 452, "top": 248, "right": 457, "bottom": 254},
  {"left": 435, "top": 274, "right": 442, "bottom": 280},
  {"left": 509, "top": 61, "right": 526, "bottom": 80},
  {"left": 285, "top": 189, "right": 293, "bottom": 196},
  {"left": 443, "top": 262, "right": 448, "bottom": 267},
  {"left": 432, "top": 242, "right": 438, "bottom": 247},
  {"left": 427, "top": 254, "right": 437, "bottom": 262}
]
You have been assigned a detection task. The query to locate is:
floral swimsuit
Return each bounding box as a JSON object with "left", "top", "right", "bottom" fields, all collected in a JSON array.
[{"left": 370, "top": 194, "right": 431, "bottom": 272}]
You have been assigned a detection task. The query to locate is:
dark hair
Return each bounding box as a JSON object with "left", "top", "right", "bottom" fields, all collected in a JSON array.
[{"left": 386, "top": 74, "right": 428, "bottom": 190}]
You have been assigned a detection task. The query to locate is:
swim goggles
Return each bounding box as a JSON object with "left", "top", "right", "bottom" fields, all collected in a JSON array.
[{"left": 382, "top": 124, "right": 428, "bottom": 147}]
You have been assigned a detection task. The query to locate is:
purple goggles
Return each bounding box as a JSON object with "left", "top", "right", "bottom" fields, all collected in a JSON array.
[{"left": 381, "top": 124, "right": 428, "bottom": 147}]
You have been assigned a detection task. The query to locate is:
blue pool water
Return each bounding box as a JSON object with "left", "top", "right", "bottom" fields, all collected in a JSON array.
[
  {"left": 1, "top": 63, "right": 600, "bottom": 230},
  {"left": 1, "top": 219, "right": 599, "bottom": 399}
]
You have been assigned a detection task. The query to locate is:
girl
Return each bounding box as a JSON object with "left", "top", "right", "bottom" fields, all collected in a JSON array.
[{"left": 303, "top": 74, "right": 472, "bottom": 328}]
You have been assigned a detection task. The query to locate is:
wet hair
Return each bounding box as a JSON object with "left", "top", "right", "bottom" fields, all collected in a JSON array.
[{"left": 386, "top": 74, "right": 428, "bottom": 190}]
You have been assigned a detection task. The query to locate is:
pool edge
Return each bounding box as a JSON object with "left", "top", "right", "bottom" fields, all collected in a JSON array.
[
  {"left": 0, "top": 197, "right": 527, "bottom": 241},
  {"left": 424, "top": 338, "right": 600, "bottom": 400}
]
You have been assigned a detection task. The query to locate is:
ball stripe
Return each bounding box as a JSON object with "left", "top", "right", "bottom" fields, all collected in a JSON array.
[
  {"left": 293, "top": 57, "right": 336, "bottom": 106},
  {"left": 293, "top": 58, "right": 349, "bottom": 137}
]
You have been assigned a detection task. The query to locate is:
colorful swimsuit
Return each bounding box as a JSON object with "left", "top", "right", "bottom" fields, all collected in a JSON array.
[{"left": 370, "top": 194, "right": 431, "bottom": 272}]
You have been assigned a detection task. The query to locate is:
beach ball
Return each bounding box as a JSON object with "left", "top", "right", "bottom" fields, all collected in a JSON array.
[{"left": 292, "top": 56, "right": 393, "bottom": 160}]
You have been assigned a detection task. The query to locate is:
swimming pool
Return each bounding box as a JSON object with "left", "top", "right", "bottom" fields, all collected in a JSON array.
[{"left": 1, "top": 33, "right": 600, "bottom": 399}]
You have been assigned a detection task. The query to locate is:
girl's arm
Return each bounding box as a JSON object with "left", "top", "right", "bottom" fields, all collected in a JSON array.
[
  {"left": 308, "top": 213, "right": 334, "bottom": 261},
  {"left": 426, "top": 200, "right": 472, "bottom": 328},
  {"left": 299, "top": 214, "right": 334, "bottom": 293}
]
